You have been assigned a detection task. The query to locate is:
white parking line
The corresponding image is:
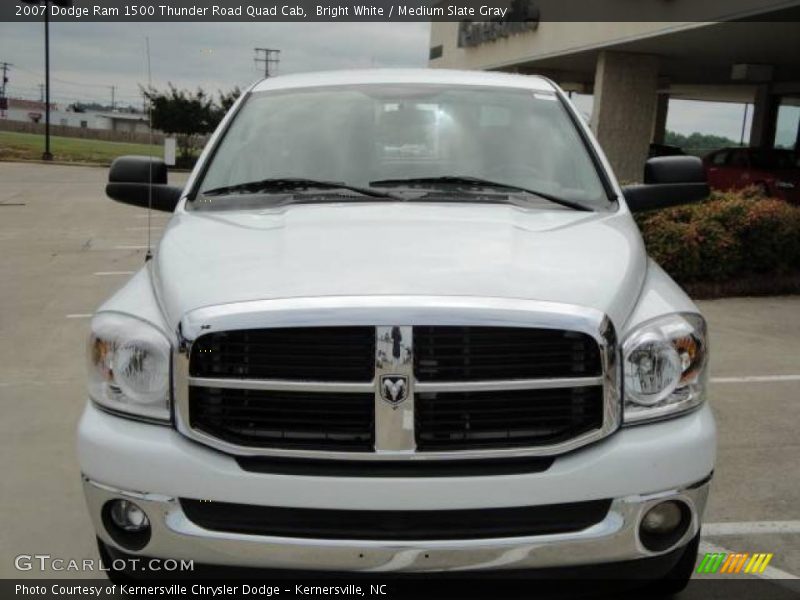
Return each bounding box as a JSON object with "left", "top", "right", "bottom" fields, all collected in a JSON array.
[
  {"left": 93, "top": 271, "right": 135, "bottom": 276},
  {"left": 700, "top": 541, "right": 799, "bottom": 581},
  {"left": 65, "top": 314, "right": 92, "bottom": 319},
  {"left": 705, "top": 521, "right": 800, "bottom": 536},
  {"left": 710, "top": 375, "right": 800, "bottom": 384}
]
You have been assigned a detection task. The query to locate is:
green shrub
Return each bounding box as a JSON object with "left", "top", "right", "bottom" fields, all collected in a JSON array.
[{"left": 635, "top": 189, "right": 800, "bottom": 285}]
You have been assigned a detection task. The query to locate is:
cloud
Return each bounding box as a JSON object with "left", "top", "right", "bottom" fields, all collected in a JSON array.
[
  {"left": 2, "top": 20, "right": 761, "bottom": 143},
  {"left": 0, "top": 21, "right": 430, "bottom": 106}
]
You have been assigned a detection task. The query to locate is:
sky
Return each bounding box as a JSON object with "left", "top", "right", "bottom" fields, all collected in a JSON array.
[{"left": 0, "top": 21, "right": 758, "bottom": 141}]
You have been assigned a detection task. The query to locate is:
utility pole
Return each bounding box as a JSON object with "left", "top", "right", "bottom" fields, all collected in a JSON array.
[
  {"left": 0, "top": 62, "right": 11, "bottom": 117},
  {"left": 42, "top": 0, "right": 53, "bottom": 159},
  {"left": 254, "top": 48, "right": 280, "bottom": 78},
  {"left": 39, "top": 83, "right": 45, "bottom": 102},
  {"left": 0, "top": 62, "right": 11, "bottom": 96},
  {"left": 109, "top": 85, "right": 116, "bottom": 111}
]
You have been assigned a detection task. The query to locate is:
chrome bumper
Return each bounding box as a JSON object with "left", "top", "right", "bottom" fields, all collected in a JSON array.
[{"left": 83, "top": 476, "right": 710, "bottom": 573}]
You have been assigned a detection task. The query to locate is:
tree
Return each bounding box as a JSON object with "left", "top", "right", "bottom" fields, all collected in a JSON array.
[
  {"left": 216, "top": 87, "right": 241, "bottom": 119},
  {"left": 141, "top": 85, "right": 241, "bottom": 164},
  {"left": 664, "top": 130, "right": 741, "bottom": 157}
]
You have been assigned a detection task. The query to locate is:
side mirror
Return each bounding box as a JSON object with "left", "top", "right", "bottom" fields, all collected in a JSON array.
[
  {"left": 105, "top": 156, "right": 183, "bottom": 213},
  {"left": 623, "top": 156, "right": 710, "bottom": 213}
]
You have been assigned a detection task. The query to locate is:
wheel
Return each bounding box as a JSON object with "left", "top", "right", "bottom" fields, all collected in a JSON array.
[
  {"left": 655, "top": 530, "right": 701, "bottom": 596},
  {"left": 96, "top": 537, "right": 136, "bottom": 584}
]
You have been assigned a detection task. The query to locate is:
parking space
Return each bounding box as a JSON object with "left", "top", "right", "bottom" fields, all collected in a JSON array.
[{"left": 0, "top": 162, "right": 798, "bottom": 593}]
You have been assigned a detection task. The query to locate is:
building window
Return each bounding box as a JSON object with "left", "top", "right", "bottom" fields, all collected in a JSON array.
[
  {"left": 429, "top": 45, "right": 443, "bottom": 60},
  {"left": 80, "top": 120, "right": 88, "bottom": 128}
]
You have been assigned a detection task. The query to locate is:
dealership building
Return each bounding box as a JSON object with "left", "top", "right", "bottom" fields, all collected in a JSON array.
[{"left": 429, "top": 1, "right": 800, "bottom": 181}]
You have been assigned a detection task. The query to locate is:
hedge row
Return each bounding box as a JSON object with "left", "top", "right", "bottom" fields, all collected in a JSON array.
[{"left": 635, "top": 188, "right": 800, "bottom": 287}]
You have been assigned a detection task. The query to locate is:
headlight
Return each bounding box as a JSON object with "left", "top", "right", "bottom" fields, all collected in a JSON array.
[
  {"left": 622, "top": 313, "right": 707, "bottom": 424},
  {"left": 88, "top": 312, "right": 172, "bottom": 422}
]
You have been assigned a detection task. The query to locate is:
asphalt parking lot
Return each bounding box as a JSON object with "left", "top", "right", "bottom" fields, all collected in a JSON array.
[{"left": 1, "top": 162, "right": 799, "bottom": 595}]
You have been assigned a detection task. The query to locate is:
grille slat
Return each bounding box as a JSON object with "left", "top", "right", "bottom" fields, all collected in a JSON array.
[
  {"left": 180, "top": 499, "right": 612, "bottom": 540},
  {"left": 414, "top": 326, "right": 601, "bottom": 382},
  {"left": 415, "top": 388, "right": 603, "bottom": 451},
  {"left": 190, "top": 327, "right": 375, "bottom": 382},
  {"left": 190, "top": 387, "right": 374, "bottom": 451}
]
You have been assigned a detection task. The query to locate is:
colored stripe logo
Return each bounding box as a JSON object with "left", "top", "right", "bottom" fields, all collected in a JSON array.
[{"left": 697, "top": 552, "right": 774, "bottom": 574}]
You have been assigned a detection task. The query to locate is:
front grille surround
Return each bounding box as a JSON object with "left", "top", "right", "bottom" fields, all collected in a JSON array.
[{"left": 174, "top": 297, "right": 620, "bottom": 461}]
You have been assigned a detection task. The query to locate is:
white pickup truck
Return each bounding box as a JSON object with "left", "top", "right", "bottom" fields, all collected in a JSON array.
[{"left": 79, "top": 69, "right": 715, "bottom": 590}]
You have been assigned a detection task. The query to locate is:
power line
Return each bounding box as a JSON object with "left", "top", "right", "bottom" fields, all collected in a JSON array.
[
  {"left": 13, "top": 64, "right": 139, "bottom": 95},
  {"left": 254, "top": 48, "right": 280, "bottom": 78}
]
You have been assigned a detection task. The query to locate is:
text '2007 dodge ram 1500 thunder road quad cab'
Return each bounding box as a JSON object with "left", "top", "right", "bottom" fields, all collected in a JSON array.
[{"left": 80, "top": 69, "right": 715, "bottom": 590}]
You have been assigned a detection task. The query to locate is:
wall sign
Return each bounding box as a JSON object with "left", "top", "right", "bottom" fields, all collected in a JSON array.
[{"left": 457, "top": 1, "right": 540, "bottom": 48}]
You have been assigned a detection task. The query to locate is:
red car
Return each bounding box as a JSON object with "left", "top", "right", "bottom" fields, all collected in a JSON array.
[{"left": 703, "top": 147, "right": 800, "bottom": 204}]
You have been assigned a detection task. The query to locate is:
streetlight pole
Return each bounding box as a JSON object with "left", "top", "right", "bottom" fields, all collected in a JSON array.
[{"left": 22, "top": 0, "right": 71, "bottom": 160}]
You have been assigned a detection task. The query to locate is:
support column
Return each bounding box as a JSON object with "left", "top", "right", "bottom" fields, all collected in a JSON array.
[
  {"left": 590, "top": 51, "right": 659, "bottom": 183},
  {"left": 652, "top": 93, "right": 669, "bottom": 145},
  {"left": 749, "top": 84, "right": 778, "bottom": 149}
]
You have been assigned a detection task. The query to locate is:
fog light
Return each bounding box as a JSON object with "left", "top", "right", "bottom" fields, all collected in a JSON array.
[
  {"left": 639, "top": 500, "right": 690, "bottom": 552},
  {"left": 642, "top": 501, "right": 682, "bottom": 534},
  {"left": 102, "top": 499, "right": 151, "bottom": 551},
  {"left": 109, "top": 499, "right": 149, "bottom": 532}
]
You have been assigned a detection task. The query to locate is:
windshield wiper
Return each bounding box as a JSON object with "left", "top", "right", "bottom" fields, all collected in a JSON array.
[
  {"left": 369, "top": 176, "right": 592, "bottom": 211},
  {"left": 202, "top": 178, "right": 403, "bottom": 200}
]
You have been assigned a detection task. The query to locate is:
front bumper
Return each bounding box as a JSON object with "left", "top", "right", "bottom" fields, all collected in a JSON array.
[{"left": 79, "top": 402, "right": 715, "bottom": 573}]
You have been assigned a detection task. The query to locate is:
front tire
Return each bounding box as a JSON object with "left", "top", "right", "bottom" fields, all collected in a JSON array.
[
  {"left": 654, "top": 531, "right": 700, "bottom": 596},
  {"left": 97, "top": 537, "right": 135, "bottom": 584}
]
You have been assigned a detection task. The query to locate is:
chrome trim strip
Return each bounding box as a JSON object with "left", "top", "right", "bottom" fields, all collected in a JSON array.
[
  {"left": 415, "top": 376, "right": 604, "bottom": 393},
  {"left": 188, "top": 376, "right": 603, "bottom": 394},
  {"left": 188, "top": 377, "right": 374, "bottom": 394},
  {"left": 174, "top": 296, "right": 621, "bottom": 460},
  {"left": 179, "top": 296, "right": 607, "bottom": 340},
  {"left": 83, "top": 476, "right": 710, "bottom": 571},
  {"left": 374, "top": 326, "right": 415, "bottom": 453}
]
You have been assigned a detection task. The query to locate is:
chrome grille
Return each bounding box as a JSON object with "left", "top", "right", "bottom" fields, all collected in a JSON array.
[{"left": 176, "top": 298, "right": 619, "bottom": 460}]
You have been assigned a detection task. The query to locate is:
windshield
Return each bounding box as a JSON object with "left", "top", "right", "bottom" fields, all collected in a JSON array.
[{"left": 195, "top": 84, "right": 610, "bottom": 209}]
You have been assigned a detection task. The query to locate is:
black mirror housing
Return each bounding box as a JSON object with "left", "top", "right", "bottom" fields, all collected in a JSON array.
[
  {"left": 644, "top": 156, "right": 706, "bottom": 185},
  {"left": 109, "top": 155, "right": 168, "bottom": 185},
  {"left": 106, "top": 155, "right": 183, "bottom": 213},
  {"left": 624, "top": 156, "right": 709, "bottom": 213}
]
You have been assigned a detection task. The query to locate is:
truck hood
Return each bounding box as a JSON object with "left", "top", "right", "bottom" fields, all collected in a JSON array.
[{"left": 154, "top": 202, "right": 647, "bottom": 330}]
